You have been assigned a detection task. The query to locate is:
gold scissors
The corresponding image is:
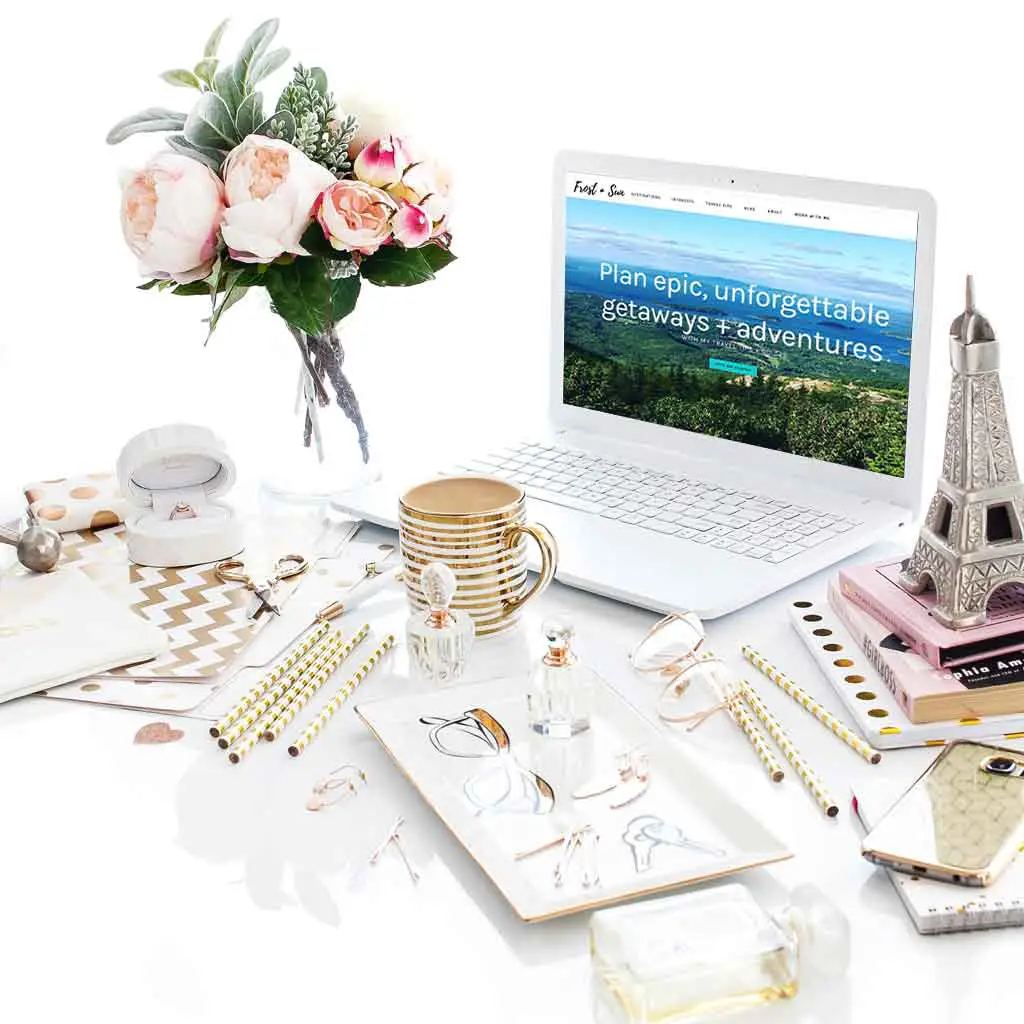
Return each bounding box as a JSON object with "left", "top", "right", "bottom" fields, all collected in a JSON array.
[{"left": 215, "top": 553, "right": 309, "bottom": 619}]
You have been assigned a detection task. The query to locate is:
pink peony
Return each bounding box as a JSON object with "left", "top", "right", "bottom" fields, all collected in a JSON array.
[
  {"left": 220, "top": 136, "right": 336, "bottom": 263},
  {"left": 353, "top": 135, "right": 413, "bottom": 188},
  {"left": 391, "top": 158, "right": 453, "bottom": 237},
  {"left": 120, "top": 152, "right": 225, "bottom": 284},
  {"left": 391, "top": 202, "right": 431, "bottom": 248},
  {"left": 315, "top": 179, "right": 395, "bottom": 255}
]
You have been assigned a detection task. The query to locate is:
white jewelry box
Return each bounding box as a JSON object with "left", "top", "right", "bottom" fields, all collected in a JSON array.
[{"left": 117, "top": 424, "right": 245, "bottom": 568}]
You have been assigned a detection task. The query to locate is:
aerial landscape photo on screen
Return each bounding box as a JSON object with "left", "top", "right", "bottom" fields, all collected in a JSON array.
[{"left": 563, "top": 193, "right": 917, "bottom": 476}]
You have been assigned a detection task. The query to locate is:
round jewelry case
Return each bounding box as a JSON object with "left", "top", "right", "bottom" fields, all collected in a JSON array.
[{"left": 117, "top": 424, "right": 245, "bottom": 568}]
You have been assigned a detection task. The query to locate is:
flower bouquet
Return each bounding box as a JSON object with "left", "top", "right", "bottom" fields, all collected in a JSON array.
[{"left": 108, "top": 18, "right": 455, "bottom": 479}]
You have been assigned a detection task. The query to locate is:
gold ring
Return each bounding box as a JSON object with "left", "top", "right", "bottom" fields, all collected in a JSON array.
[{"left": 169, "top": 502, "right": 197, "bottom": 521}]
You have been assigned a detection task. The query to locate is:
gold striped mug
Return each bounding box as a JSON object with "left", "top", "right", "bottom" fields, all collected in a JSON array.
[{"left": 399, "top": 476, "right": 558, "bottom": 638}]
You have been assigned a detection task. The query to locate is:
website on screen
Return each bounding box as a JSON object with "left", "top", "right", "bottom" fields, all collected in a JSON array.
[{"left": 562, "top": 173, "right": 919, "bottom": 477}]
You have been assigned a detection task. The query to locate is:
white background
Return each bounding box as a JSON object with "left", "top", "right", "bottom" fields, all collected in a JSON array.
[
  {"left": 2, "top": 0, "right": 1024, "bottom": 492},
  {"left": 1, "top": 2, "right": 1022, "bottom": 1022}
]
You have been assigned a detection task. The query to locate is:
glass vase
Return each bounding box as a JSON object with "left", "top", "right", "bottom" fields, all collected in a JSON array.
[{"left": 259, "top": 319, "right": 382, "bottom": 508}]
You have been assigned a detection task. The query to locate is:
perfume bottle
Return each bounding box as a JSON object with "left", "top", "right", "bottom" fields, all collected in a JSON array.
[
  {"left": 589, "top": 883, "right": 849, "bottom": 1024},
  {"left": 406, "top": 562, "right": 474, "bottom": 683},
  {"left": 527, "top": 618, "right": 596, "bottom": 737}
]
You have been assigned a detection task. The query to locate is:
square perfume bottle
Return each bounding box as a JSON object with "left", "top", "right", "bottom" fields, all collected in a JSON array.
[{"left": 590, "top": 884, "right": 848, "bottom": 1023}]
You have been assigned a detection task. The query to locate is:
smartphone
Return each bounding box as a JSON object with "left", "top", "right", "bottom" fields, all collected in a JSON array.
[{"left": 861, "top": 741, "right": 1024, "bottom": 886}]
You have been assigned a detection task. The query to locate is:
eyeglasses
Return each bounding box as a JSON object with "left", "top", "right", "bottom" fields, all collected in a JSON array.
[
  {"left": 306, "top": 764, "right": 367, "bottom": 812},
  {"left": 629, "top": 612, "right": 737, "bottom": 729},
  {"left": 419, "top": 708, "right": 555, "bottom": 815}
]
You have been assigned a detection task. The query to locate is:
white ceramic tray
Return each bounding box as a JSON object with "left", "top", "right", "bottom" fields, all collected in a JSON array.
[{"left": 356, "top": 677, "right": 791, "bottom": 922}]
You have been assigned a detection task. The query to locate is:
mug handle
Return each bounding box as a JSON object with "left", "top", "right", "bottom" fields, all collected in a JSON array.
[{"left": 500, "top": 522, "right": 559, "bottom": 619}]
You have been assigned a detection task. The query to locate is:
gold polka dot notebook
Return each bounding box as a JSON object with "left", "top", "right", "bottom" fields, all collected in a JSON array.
[
  {"left": 24, "top": 473, "right": 129, "bottom": 533},
  {"left": 788, "top": 587, "right": 1024, "bottom": 749}
]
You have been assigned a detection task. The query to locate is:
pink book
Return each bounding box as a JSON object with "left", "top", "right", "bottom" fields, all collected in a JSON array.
[
  {"left": 837, "top": 559, "right": 1024, "bottom": 669},
  {"left": 827, "top": 580, "right": 1024, "bottom": 724}
]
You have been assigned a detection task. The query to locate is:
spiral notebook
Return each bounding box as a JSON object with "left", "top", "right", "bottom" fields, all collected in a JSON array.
[{"left": 852, "top": 779, "right": 1024, "bottom": 934}]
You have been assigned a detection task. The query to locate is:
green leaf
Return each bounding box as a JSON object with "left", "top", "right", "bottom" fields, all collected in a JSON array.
[
  {"left": 184, "top": 92, "right": 239, "bottom": 150},
  {"left": 204, "top": 269, "right": 249, "bottom": 343},
  {"left": 299, "top": 221, "right": 349, "bottom": 260},
  {"left": 204, "top": 18, "right": 230, "bottom": 58},
  {"left": 161, "top": 68, "right": 203, "bottom": 90},
  {"left": 256, "top": 109, "right": 295, "bottom": 143},
  {"left": 309, "top": 66, "right": 329, "bottom": 97},
  {"left": 329, "top": 274, "right": 361, "bottom": 323},
  {"left": 194, "top": 57, "right": 219, "bottom": 87},
  {"left": 234, "top": 19, "right": 279, "bottom": 91},
  {"left": 106, "top": 107, "right": 186, "bottom": 144},
  {"left": 419, "top": 244, "right": 457, "bottom": 274},
  {"left": 137, "top": 279, "right": 161, "bottom": 291},
  {"left": 265, "top": 259, "right": 330, "bottom": 336},
  {"left": 235, "top": 92, "right": 264, "bottom": 139},
  {"left": 167, "top": 134, "right": 223, "bottom": 172},
  {"left": 251, "top": 47, "right": 290, "bottom": 84},
  {"left": 171, "top": 280, "right": 214, "bottom": 296},
  {"left": 360, "top": 246, "right": 435, "bottom": 287},
  {"left": 212, "top": 65, "right": 244, "bottom": 116}
]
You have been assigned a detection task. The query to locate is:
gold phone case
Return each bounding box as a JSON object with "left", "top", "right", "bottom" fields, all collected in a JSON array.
[{"left": 861, "top": 741, "right": 1024, "bottom": 886}]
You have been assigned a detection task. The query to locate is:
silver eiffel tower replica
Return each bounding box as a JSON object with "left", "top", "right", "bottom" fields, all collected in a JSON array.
[{"left": 899, "top": 276, "right": 1024, "bottom": 627}]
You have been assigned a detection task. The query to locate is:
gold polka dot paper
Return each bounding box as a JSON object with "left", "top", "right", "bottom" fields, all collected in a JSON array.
[{"left": 23, "top": 472, "right": 128, "bottom": 534}]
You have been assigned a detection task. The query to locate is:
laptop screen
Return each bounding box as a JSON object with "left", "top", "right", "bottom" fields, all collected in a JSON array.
[{"left": 562, "top": 171, "right": 920, "bottom": 478}]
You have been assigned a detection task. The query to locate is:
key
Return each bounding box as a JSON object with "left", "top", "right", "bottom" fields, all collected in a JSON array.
[
  {"left": 766, "top": 544, "right": 803, "bottom": 562},
  {"left": 525, "top": 486, "right": 605, "bottom": 514},
  {"left": 640, "top": 817, "right": 726, "bottom": 857},
  {"left": 622, "top": 816, "right": 659, "bottom": 873},
  {"left": 644, "top": 520, "right": 681, "bottom": 535}
]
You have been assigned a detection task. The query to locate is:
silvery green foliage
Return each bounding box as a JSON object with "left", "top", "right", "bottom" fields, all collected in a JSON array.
[
  {"left": 277, "top": 64, "right": 358, "bottom": 176},
  {"left": 106, "top": 19, "right": 293, "bottom": 160}
]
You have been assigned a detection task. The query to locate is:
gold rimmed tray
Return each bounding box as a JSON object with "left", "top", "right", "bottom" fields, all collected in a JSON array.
[{"left": 356, "top": 676, "right": 791, "bottom": 922}]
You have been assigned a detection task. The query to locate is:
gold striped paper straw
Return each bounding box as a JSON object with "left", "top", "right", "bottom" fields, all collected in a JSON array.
[
  {"left": 742, "top": 645, "right": 882, "bottom": 765},
  {"left": 226, "top": 635, "right": 348, "bottom": 765},
  {"left": 725, "top": 693, "right": 785, "bottom": 783},
  {"left": 739, "top": 680, "right": 839, "bottom": 818},
  {"left": 262, "top": 624, "right": 371, "bottom": 741},
  {"left": 218, "top": 630, "right": 342, "bottom": 750},
  {"left": 287, "top": 633, "right": 396, "bottom": 757},
  {"left": 210, "top": 621, "right": 331, "bottom": 738}
]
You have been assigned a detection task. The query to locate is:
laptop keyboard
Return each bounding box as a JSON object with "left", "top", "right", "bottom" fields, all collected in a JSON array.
[{"left": 455, "top": 442, "right": 862, "bottom": 563}]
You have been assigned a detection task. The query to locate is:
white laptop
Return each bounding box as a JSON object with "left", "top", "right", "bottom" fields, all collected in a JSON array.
[{"left": 337, "top": 151, "right": 936, "bottom": 618}]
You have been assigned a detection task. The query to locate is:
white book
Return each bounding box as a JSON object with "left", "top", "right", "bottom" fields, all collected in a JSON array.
[
  {"left": 788, "top": 590, "right": 1024, "bottom": 748},
  {"left": 853, "top": 779, "right": 1024, "bottom": 934},
  {"left": 0, "top": 570, "right": 168, "bottom": 702}
]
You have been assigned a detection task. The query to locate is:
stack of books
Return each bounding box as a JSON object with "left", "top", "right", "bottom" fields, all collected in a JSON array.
[
  {"left": 787, "top": 559, "right": 1024, "bottom": 749},
  {"left": 833, "top": 560, "right": 1024, "bottom": 724}
]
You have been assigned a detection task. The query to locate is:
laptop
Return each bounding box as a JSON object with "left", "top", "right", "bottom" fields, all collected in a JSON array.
[{"left": 337, "top": 151, "right": 936, "bottom": 618}]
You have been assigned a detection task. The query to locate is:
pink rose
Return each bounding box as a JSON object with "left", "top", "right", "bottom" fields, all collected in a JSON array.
[
  {"left": 315, "top": 179, "right": 395, "bottom": 255},
  {"left": 391, "top": 158, "right": 453, "bottom": 237},
  {"left": 120, "top": 152, "right": 224, "bottom": 284},
  {"left": 353, "top": 135, "right": 413, "bottom": 188},
  {"left": 391, "top": 202, "right": 431, "bottom": 248},
  {"left": 220, "top": 136, "right": 336, "bottom": 264}
]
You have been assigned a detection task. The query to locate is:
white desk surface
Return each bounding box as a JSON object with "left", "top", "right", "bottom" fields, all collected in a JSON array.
[{"left": 0, "top": 521, "right": 1017, "bottom": 1024}]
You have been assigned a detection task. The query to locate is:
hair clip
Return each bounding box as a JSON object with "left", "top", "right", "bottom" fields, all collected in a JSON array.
[
  {"left": 369, "top": 815, "right": 419, "bottom": 884},
  {"left": 514, "top": 825, "right": 600, "bottom": 889},
  {"left": 572, "top": 747, "right": 651, "bottom": 809},
  {"left": 306, "top": 764, "right": 367, "bottom": 812}
]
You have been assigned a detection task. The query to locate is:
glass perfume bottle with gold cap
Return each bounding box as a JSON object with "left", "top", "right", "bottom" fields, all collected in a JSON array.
[
  {"left": 527, "top": 618, "right": 596, "bottom": 737},
  {"left": 406, "top": 562, "right": 474, "bottom": 683}
]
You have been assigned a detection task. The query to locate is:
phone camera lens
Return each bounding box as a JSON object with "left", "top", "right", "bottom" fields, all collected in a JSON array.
[{"left": 984, "top": 756, "right": 1017, "bottom": 775}]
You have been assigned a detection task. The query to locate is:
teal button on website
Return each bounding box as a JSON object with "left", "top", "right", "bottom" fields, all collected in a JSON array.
[{"left": 708, "top": 358, "right": 758, "bottom": 377}]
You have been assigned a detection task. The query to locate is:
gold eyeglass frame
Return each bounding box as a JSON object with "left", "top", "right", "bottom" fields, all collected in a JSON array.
[{"left": 629, "top": 612, "right": 732, "bottom": 729}]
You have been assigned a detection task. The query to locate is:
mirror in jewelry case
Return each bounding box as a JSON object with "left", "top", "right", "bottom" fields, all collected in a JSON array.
[{"left": 117, "top": 424, "right": 245, "bottom": 568}]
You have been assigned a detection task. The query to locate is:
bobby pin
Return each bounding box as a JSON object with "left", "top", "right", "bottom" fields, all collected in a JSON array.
[{"left": 369, "top": 815, "right": 419, "bottom": 884}]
